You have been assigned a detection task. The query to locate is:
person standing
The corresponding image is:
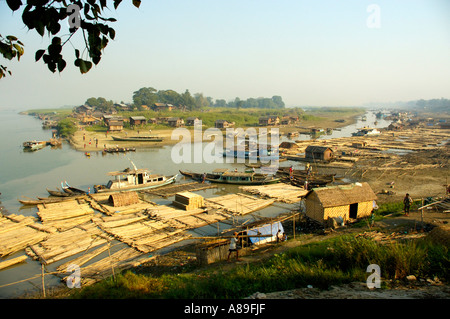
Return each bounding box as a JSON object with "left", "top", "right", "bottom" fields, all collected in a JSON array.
[
  {"left": 227, "top": 232, "right": 241, "bottom": 262},
  {"left": 403, "top": 193, "right": 413, "bottom": 216}
]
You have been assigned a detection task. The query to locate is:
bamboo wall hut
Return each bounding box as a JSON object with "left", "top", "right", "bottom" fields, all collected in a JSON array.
[
  {"left": 108, "top": 192, "right": 140, "bottom": 207},
  {"left": 304, "top": 182, "right": 377, "bottom": 224},
  {"left": 305, "top": 145, "right": 334, "bottom": 161}
]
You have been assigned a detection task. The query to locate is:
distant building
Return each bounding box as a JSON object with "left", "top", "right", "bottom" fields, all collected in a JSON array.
[
  {"left": 186, "top": 117, "right": 200, "bottom": 126},
  {"left": 168, "top": 117, "right": 184, "bottom": 127},
  {"left": 215, "top": 119, "right": 233, "bottom": 129},
  {"left": 108, "top": 119, "right": 124, "bottom": 131},
  {"left": 304, "top": 182, "right": 377, "bottom": 225},
  {"left": 259, "top": 116, "right": 280, "bottom": 126},
  {"left": 305, "top": 145, "right": 334, "bottom": 161},
  {"left": 130, "top": 116, "right": 147, "bottom": 126},
  {"left": 75, "top": 105, "right": 94, "bottom": 115},
  {"left": 152, "top": 103, "right": 173, "bottom": 112}
]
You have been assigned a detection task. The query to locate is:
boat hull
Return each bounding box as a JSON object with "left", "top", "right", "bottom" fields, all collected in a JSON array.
[
  {"left": 94, "top": 174, "right": 177, "bottom": 193},
  {"left": 111, "top": 136, "right": 163, "bottom": 142},
  {"left": 179, "top": 170, "right": 280, "bottom": 185}
]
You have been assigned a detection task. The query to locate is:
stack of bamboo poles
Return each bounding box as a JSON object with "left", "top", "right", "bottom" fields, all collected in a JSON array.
[
  {"left": 240, "top": 183, "right": 308, "bottom": 203},
  {"left": 172, "top": 192, "right": 205, "bottom": 211},
  {"left": 36, "top": 201, "right": 96, "bottom": 231},
  {"left": 93, "top": 212, "right": 191, "bottom": 253},
  {"left": 204, "top": 193, "right": 275, "bottom": 215},
  {"left": 26, "top": 223, "right": 112, "bottom": 265},
  {"left": 0, "top": 214, "right": 51, "bottom": 257}
]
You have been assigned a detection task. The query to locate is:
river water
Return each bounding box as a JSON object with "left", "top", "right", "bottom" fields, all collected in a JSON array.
[{"left": 0, "top": 109, "right": 390, "bottom": 298}]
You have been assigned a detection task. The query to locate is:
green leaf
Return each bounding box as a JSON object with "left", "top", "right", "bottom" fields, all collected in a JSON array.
[
  {"left": 57, "top": 58, "right": 67, "bottom": 72},
  {"left": 35, "top": 49, "right": 45, "bottom": 61},
  {"left": 113, "top": 0, "right": 123, "bottom": 10},
  {"left": 79, "top": 59, "right": 92, "bottom": 74},
  {"left": 6, "top": 35, "right": 18, "bottom": 42},
  {"left": 75, "top": 49, "right": 80, "bottom": 59},
  {"left": 108, "top": 28, "right": 116, "bottom": 40}
]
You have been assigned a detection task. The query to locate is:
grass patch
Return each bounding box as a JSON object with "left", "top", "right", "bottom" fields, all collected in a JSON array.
[{"left": 69, "top": 234, "right": 448, "bottom": 299}]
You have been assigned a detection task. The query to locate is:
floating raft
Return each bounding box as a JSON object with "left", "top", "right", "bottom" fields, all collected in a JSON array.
[
  {"left": 26, "top": 223, "right": 112, "bottom": 265},
  {"left": 140, "top": 181, "right": 217, "bottom": 197},
  {"left": 36, "top": 200, "right": 96, "bottom": 231},
  {"left": 204, "top": 193, "right": 275, "bottom": 215},
  {"left": 0, "top": 214, "right": 52, "bottom": 257},
  {"left": 240, "top": 183, "right": 308, "bottom": 203}
]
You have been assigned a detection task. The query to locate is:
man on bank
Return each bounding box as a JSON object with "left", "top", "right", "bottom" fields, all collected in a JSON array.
[{"left": 227, "top": 232, "right": 241, "bottom": 262}]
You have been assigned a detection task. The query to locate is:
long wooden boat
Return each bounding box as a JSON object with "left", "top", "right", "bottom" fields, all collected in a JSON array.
[
  {"left": 18, "top": 194, "right": 86, "bottom": 205},
  {"left": 61, "top": 182, "right": 86, "bottom": 194},
  {"left": 93, "top": 166, "right": 177, "bottom": 193},
  {"left": 111, "top": 135, "right": 163, "bottom": 142},
  {"left": 103, "top": 147, "right": 136, "bottom": 153},
  {"left": 179, "top": 169, "right": 280, "bottom": 185},
  {"left": 46, "top": 188, "right": 71, "bottom": 197}
]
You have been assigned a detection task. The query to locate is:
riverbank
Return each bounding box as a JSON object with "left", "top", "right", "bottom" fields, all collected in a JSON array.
[{"left": 67, "top": 111, "right": 361, "bottom": 152}]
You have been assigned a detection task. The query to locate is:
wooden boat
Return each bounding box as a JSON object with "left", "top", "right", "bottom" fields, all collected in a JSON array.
[
  {"left": 352, "top": 127, "right": 380, "bottom": 136},
  {"left": 276, "top": 167, "right": 335, "bottom": 187},
  {"left": 111, "top": 135, "right": 163, "bottom": 142},
  {"left": 23, "top": 140, "right": 46, "bottom": 151},
  {"left": 18, "top": 194, "right": 86, "bottom": 205},
  {"left": 61, "top": 181, "right": 86, "bottom": 194},
  {"left": 46, "top": 188, "right": 71, "bottom": 197},
  {"left": 103, "top": 147, "right": 136, "bottom": 153},
  {"left": 93, "top": 166, "right": 177, "bottom": 193},
  {"left": 179, "top": 169, "right": 280, "bottom": 185}
]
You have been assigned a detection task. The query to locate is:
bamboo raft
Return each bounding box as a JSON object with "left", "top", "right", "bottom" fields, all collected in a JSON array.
[
  {"left": 26, "top": 223, "right": 112, "bottom": 265},
  {"left": 240, "top": 183, "right": 308, "bottom": 203},
  {"left": 204, "top": 193, "right": 275, "bottom": 215},
  {"left": 140, "top": 181, "right": 217, "bottom": 197},
  {"left": 0, "top": 214, "right": 52, "bottom": 257}
]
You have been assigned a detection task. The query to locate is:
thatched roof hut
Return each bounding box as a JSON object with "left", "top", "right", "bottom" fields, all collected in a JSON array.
[
  {"left": 108, "top": 192, "right": 140, "bottom": 207},
  {"left": 304, "top": 182, "right": 377, "bottom": 225}
]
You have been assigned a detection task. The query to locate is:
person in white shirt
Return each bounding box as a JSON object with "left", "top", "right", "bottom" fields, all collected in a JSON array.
[{"left": 227, "top": 232, "right": 241, "bottom": 262}]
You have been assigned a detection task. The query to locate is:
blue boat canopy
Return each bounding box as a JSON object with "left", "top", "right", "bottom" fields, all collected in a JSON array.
[{"left": 247, "top": 221, "right": 284, "bottom": 245}]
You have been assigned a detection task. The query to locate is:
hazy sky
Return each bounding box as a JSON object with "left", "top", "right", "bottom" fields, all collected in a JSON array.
[{"left": 0, "top": 0, "right": 449, "bottom": 110}]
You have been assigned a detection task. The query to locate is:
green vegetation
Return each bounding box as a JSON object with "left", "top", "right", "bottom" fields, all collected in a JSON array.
[
  {"left": 69, "top": 234, "right": 448, "bottom": 299},
  {"left": 56, "top": 118, "right": 77, "bottom": 137}
]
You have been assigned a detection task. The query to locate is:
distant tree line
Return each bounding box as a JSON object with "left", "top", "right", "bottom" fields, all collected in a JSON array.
[
  {"left": 415, "top": 98, "right": 449, "bottom": 112},
  {"left": 82, "top": 87, "right": 285, "bottom": 113},
  {"left": 131, "top": 87, "right": 285, "bottom": 111}
]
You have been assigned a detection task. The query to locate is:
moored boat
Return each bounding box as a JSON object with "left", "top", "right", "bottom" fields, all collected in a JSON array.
[
  {"left": 23, "top": 140, "right": 46, "bottom": 151},
  {"left": 111, "top": 135, "right": 163, "bottom": 142},
  {"left": 93, "top": 166, "right": 177, "bottom": 193},
  {"left": 179, "top": 169, "right": 280, "bottom": 185}
]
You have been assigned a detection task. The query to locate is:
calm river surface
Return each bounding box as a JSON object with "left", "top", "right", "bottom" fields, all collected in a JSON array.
[{"left": 0, "top": 109, "right": 390, "bottom": 298}]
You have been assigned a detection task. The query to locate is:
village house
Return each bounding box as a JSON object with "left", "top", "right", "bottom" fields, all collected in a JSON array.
[
  {"left": 186, "top": 117, "right": 201, "bottom": 126},
  {"left": 130, "top": 116, "right": 147, "bottom": 126},
  {"left": 215, "top": 119, "right": 233, "bottom": 129},
  {"left": 168, "top": 117, "right": 184, "bottom": 127},
  {"left": 259, "top": 116, "right": 280, "bottom": 126},
  {"left": 147, "top": 118, "right": 158, "bottom": 124},
  {"left": 75, "top": 104, "right": 94, "bottom": 115},
  {"left": 152, "top": 103, "right": 174, "bottom": 112},
  {"left": 305, "top": 145, "right": 334, "bottom": 161},
  {"left": 108, "top": 119, "right": 124, "bottom": 131},
  {"left": 304, "top": 182, "right": 377, "bottom": 225}
]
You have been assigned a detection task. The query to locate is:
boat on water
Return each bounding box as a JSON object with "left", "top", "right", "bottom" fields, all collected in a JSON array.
[
  {"left": 23, "top": 140, "right": 46, "bottom": 151},
  {"left": 47, "top": 188, "right": 71, "bottom": 197},
  {"left": 93, "top": 165, "right": 177, "bottom": 193},
  {"left": 18, "top": 194, "right": 86, "bottom": 205},
  {"left": 179, "top": 168, "right": 280, "bottom": 185},
  {"left": 111, "top": 135, "right": 163, "bottom": 142},
  {"left": 103, "top": 147, "right": 136, "bottom": 153},
  {"left": 352, "top": 127, "right": 381, "bottom": 136},
  {"left": 61, "top": 181, "right": 86, "bottom": 194}
]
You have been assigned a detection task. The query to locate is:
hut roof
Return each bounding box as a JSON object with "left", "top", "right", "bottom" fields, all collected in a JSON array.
[
  {"left": 108, "top": 192, "right": 140, "bottom": 207},
  {"left": 279, "top": 141, "right": 299, "bottom": 149},
  {"left": 305, "top": 182, "right": 377, "bottom": 208},
  {"left": 305, "top": 145, "right": 332, "bottom": 153}
]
